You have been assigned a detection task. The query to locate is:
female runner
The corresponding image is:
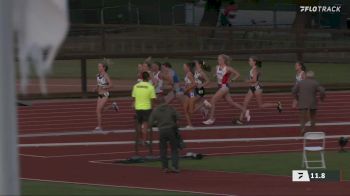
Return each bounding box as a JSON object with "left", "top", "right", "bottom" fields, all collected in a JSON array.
[
  {"left": 151, "top": 62, "right": 164, "bottom": 97},
  {"left": 183, "top": 62, "right": 197, "bottom": 128},
  {"left": 193, "top": 60, "right": 212, "bottom": 118},
  {"left": 95, "top": 61, "right": 112, "bottom": 131},
  {"left": 203, "top": 54, "right": 249, "bottom": 125},
  {"left": 238, "top": 56, "right": 282, "bottom": 124},
  {"left": 292, "top": 61, "right": 306, "bottom": 108},
  {"left": 162, "top": 62, "right": 183, "bottom": 104}
]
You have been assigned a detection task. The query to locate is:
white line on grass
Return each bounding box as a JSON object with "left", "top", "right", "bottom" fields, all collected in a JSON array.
[
  {"left": 21, "top": 178, "right": 235, "bottom": 196},
  {"left": 89, "top": 147, "right": 342, "bottom": 165}
]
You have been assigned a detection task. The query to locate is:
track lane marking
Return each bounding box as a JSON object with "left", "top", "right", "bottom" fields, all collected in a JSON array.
[{"left": 19, "top": 121, "right": 350, "bottom": 138}]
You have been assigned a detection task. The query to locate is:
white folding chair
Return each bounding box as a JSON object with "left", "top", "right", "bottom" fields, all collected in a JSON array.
[{"left": 302, "top": 132, "right": 326, "bottom": 169}]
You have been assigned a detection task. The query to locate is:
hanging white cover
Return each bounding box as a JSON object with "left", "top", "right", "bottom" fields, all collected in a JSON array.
[{"left": 13, "top": 0, "right": 69, "bottom": 94}]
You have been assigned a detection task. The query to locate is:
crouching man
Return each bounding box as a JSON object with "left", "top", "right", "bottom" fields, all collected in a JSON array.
[{"left": 149, "top": 97, "right": 181, "bottom": 173}]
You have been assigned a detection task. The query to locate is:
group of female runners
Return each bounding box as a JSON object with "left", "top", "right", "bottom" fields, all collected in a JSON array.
[{"left": 94, "top": 54, "right": 307, "bottom": 130}]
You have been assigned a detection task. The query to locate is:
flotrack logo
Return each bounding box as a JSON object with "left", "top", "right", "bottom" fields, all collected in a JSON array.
[{"left": 300, "top": 5, "right": 341, "bottom": 13}]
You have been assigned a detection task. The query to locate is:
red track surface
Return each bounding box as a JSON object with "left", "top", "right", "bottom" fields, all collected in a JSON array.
[{"left": 20, "top": 92, "right": 350, "bottom": 195}]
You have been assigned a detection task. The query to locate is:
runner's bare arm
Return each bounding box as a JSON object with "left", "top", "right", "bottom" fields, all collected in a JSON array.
[
  {"left": 184, "top": 74, "right": 196, "bottom": 94},
  {"left": 246, "top": 69, "right": 258, "bottom": 84},
  {"left": 200, "top": 70, "right": 210, "bottom": 88},
  {"left": 228, "top": 67, "right": 240, "bottom": 81},
  {"left": 104, "top": 74, "right": 112, "bottom": 89}
]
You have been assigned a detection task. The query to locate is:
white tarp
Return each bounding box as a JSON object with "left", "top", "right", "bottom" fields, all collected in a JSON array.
[{"left": 14, "top": 0, "right": 69, "bottom": 94}]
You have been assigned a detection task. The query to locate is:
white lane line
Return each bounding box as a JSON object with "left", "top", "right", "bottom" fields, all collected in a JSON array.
[
  {"left": 18, "top": 93, "right": 350, "bottom": 106},
  {"left": 19, "top": 121, "right": 350, "bottom": 138},
  {"left": 19, "top": 134, "right": 350, "bottom": 148},
  {"left": 17, "top": 117, "right": 350, "bottom": 131},
  {"left": 18, "top": 103, "right": 350, "bottom": 113},
  {"left": 21, "top": 178, "right": 234, "bottom": 196},
  {"left": 18, "top": 109, "right": 350, "bottom": 122},
  {"left": 19, "top": 153, "right": 48, "bottom": 158},
  {"left": 43, "top": 140, "right": 338, "bottom": 158}
]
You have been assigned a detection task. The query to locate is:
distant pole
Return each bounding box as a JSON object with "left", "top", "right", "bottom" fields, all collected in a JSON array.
[
  {"left": 0, "top": 0, "right": 20, "bottom": 195},
  {"left": 81, "top": 58, "right": 88, "bottom": 98},
  {"left": 158, "top": 0, "right": 161, "bottom": 25}
]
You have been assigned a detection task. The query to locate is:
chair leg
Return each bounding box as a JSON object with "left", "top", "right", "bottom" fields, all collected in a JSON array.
[
  {"left": 320, "top": 151, "right": 326, "bottom": 169},
  {"left": 302, "top": 152, "right": 305, "bottom": 168},
  {"left": 303, "top": 151, "right": 309, "bottom": 168}
]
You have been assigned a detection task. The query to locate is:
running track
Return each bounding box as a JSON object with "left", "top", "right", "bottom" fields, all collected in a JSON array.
[{"left": 19, "top": 92, "right": 350, "bottom": 195}]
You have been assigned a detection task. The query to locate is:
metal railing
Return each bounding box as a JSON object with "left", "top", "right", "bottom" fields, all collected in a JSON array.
[
  {"left": 100, "top": 4, "right": 140, "bottom": 25},
  {"left": 70, "top": 4, "right": 140, "bottom": 25},
  {"left": 70, "top": 8, "right": 101, "bottom": 24},
  {"left": 272, "top": 3, "right": 298, "bottom": 28}
]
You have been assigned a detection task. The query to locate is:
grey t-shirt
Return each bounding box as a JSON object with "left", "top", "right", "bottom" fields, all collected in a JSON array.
[{"left": 149, "top": 104, "right": 180, "bottom": 130}]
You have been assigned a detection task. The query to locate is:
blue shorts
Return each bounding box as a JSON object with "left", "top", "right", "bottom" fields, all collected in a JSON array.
[
  {"left": 174, "top": 87, "right": 183, "bottom": 94},
  {"left": 186, "top": 91, "right": 195, "bottom": 98}
]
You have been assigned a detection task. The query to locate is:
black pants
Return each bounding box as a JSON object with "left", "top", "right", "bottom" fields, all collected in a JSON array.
[{"left": 159, "top": 128, "right": 179, "bottom": 170}]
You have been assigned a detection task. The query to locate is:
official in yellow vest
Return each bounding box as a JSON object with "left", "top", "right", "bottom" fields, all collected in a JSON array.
[{"left": 132, "top": 72, "right": 156, "bottom": 144}]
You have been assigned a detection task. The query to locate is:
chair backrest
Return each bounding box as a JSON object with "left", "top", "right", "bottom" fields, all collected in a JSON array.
[
  {"left": 304, "top": 132, "right": 325, "bottom": 140},
  {"left": 303, "top": 132, "right": 326, "bottom": 149}
]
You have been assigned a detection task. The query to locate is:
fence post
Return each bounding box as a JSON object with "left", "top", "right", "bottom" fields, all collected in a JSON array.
[
  {"left": 101, "top": 26, "right": 106, "bottom": 52},
  {"left": 81, "top": 58, "right": 88, "bottom": 98},
  {"left": 273, "top": 8, "right": 277, "bottom": 28}
]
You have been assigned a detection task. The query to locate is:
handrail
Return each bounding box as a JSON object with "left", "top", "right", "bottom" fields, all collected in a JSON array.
[
  {"left": 56, "top": 47, "right": 350, "bottom": 60},
  {"left": 100, "top": 4, "right": 140, "bottom": 24},
  {"left": 69, "top": 8, "right": 101, "bottom": 23},
  {"left": 69, "top": 24, "right": 350, "bottom": 34}
]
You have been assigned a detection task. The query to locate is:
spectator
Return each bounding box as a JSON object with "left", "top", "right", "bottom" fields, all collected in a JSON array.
[
  {"left": 132, "top": 72, "right": 156, "bottom": 145},
  {"left": 149, "top": 97, "right": 181, "bottom": 173},
  {"left": 292, "top": 71, "right": 325, "bottom": 135},
  {"left": 221, "top": 0, "right": 238, "bottom": 26},
  {"left": 224, "top": 0, "right": 237, "bottom": 16}
]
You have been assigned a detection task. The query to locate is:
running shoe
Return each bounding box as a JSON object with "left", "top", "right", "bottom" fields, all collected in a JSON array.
[
  {"left": 185, "top": 125, "right": 194, "bottom": 129},
  {"left": 203, "top": 100, "right": 212, "bottom": 108},
  {"left": 234, "top": 119, "right": 243, "bottom": 125},
  {"left": 245, "top": 109, "right": 251, "bottom": 122},
  {"left": 94, "top": 127, "right": 103, "bottom": 132},
  {"left": 305, "top": 121, "right": 311, "bottom": 126},
  {"left": 112, "top": 102, "right": 119, "bottom": 112},
  {"left": 163, "top": 168, "right": 170, "bottom": 173},
  {"left": 203, "top": 119, "right": 215, "bottom": 125},
  {"left": 144, "top": 140, "right": 151, "bottom": 147},
  {"left": 170, "top": 168, "right": 180, "bottom": 173},
  {"left": 277, "top": 101, "right": 283, "bottom": 113}
]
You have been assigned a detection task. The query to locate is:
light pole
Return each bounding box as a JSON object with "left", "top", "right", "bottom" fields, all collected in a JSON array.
[{"left": 0, "top": 0, "right": 20, "bottom": 195}]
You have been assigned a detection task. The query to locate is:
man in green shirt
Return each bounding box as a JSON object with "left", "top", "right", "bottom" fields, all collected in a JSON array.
[
  {"left": 132, "top": 72, "right": 156, "bottom": 144},
  {"left": 149, "top": 96, "right": 181, "bottom": 173}
]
